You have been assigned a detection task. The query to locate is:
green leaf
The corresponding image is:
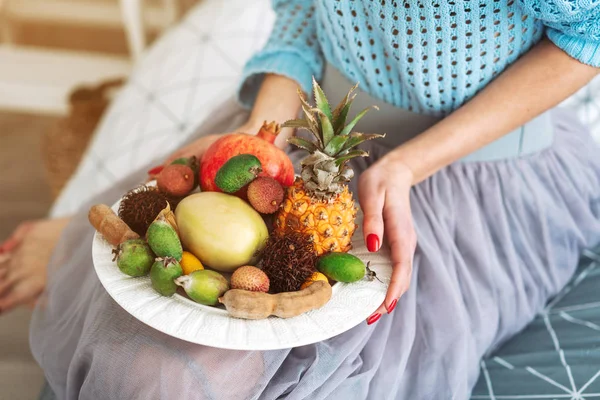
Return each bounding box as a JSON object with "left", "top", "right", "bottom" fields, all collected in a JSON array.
[
  {"left": 298, "top": 88, "right": 313, "bottom": 111},
  {"left": 332, "top": 83, "right": 358, "bottom": 133},
  {"left": 334, "top": 150, "right": 369, "bottom": 166},
  {"left": 281, "top": 119, "right": 310, "bottom": 129},
  {"left": 299, "top": 104, "right": 323, "bottom": 147},
  {"left": 323, "top": 135, "right": 348, "bottom": 157},
  {"left": 319, "top": 111, "right": 335, "bottom": 146},
  {"left": 333, "top": 97, "right": 356, "bottom": 135},
  {"left": 287, "top": 136, "right": 318, "bottom": 153},
  {"left": 339, "top": 106, "right": 378, "bottom": 136},
  {"left": 312, "top": 77, "right": 333, "bottom": 122},
  {"left": 337, "top": 133, "right": 385, "bottom": 155}
]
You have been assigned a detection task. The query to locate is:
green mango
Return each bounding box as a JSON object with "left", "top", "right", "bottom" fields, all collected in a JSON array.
[
  {"left": 317, "top": 252, "right": 365, "bottom": 283},
  {"left": 113, "top": 239, "right": 154, "bottom": 277},
  {"left": 214, "top": 154, "right": 262, "bottom": 193},
  {"left": 175, "top": 270, "right": 229, "bottom": 306},
  {"left": 150, "top": 257, "right": 183, "bottom": 296}
]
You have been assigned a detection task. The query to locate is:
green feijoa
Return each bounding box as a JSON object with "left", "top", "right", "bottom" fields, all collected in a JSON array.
[
  {"left": 215, "top": 154, "right": 262, "bottom": 193},
  {"left": 146, "top": 216, "right": 183, "bottom": 261},
  {"left": 150, "top": 257, "right": 183, "bottom": 296},
  {"left": 174, "top": 270, "right": 229, "bottom": 306},
  {"left": 113, "top": 239, "right": 154, "bottom": 277},
  {"left": 317, "top": 252, "right": 366, "bottom": 283}
]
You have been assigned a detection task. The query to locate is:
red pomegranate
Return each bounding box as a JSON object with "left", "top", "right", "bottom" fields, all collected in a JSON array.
[{"left": 200, "top": 122, "right": 295, "bottom": 192}]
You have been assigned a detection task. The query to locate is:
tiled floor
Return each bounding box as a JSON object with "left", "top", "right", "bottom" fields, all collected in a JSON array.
[{"left": 0, "top": 111, "right": 57, "bottom": 400}]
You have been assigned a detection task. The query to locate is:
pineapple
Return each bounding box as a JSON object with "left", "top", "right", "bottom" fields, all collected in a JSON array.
[{"left": 274, "top": 78, "right": 384, "bottom": 255}]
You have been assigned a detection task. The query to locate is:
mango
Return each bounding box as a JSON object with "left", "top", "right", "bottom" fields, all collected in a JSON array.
[
  {"left": 175, "top": 192, "right": 269, "bottom": 272},
  {"left": 317, "top": 253, "right": 365, "bottom": 283}
]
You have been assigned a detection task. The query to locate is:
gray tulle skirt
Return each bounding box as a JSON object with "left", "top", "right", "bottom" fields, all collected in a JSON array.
[{"left": 30, "top": 102, "right": 600, "bottom": 399}]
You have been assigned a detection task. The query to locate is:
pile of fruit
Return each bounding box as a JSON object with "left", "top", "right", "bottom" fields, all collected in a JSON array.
[{"left": 89, "top": 79, "right": 383, "bottom": 320}]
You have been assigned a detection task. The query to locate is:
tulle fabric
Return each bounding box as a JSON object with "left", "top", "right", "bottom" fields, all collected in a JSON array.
[{"left": 30, "top": 103, "right": 600, "bottom": 399}]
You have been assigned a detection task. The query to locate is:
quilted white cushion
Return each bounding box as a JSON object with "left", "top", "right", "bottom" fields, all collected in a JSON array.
[{"left": 50, "top": 0, "right": 274, "bottom": 217}]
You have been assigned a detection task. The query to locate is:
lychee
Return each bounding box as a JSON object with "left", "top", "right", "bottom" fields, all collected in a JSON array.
[
  {"left": 157, "top": 164, "right": 195, "bottom": 197},
  {"left": 230, "top": 266, "right": 270, "bottom": 293},
  {"left": 247, "top": 177, "right": 284, "bottom": 214}
]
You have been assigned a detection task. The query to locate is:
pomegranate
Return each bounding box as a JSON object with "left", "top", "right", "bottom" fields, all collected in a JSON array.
[{"left": 200, "top": 122, "right": 295, "bottom": 192}]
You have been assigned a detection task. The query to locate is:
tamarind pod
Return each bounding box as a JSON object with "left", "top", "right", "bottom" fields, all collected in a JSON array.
[
  {"left": 273, "top": 280, "right": 332, "bottom": 318},
  {"left": 88, "top": 204, "right": 139, "bottom": 246},
  {"left": 218, "top": 290, "right": 275, "bottom": 319},
  {"left": 219, "top": 280, "right": 332, "bottom": 320}
]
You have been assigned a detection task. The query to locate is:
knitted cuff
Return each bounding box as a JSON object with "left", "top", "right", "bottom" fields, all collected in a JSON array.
[
  {"left": 237, "top": 51, "right": 318, "bottom": 109},
  {"left": 547, "top": 28, "right": 600, "bottom": 68}
]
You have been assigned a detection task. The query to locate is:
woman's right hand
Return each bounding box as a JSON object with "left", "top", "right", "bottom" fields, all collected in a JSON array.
[
  {"left": 163, "top": 133, "right": 225, "bottom": 166},
  {"left": 156, "top": 74, "right": 301, "bottom": 177},
  {"left": 155, "top": 121, "right": 263, "bottom": 179}
]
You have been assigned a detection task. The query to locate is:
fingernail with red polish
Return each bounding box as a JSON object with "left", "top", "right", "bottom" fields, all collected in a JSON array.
[
  {"left": 386, "top": 298, "right": 398, "bottom": 314},
  {"left": 148, "top": 165, "right": 164, "bottom": 176},
  {"left": 0, "top": 239, "right": 16, "bottom": 253},
  {"left": 367, "top": 313, "right": 381, "bottom": 325},
  {"left": 367, "top": 234, "right": 380, "bottom": 252}
]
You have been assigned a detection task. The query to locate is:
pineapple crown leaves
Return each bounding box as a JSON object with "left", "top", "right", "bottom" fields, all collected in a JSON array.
[
  {"left": 282, "top": 77, "right": 386, "bottom": 199},
  {"left": 282, "top": 77, "right": 385, "bottom": 163}
]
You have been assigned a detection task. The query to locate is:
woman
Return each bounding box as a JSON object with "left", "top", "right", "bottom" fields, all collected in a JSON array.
[{"left": 3, "top": 0, "right": 600, "bottom": 398}]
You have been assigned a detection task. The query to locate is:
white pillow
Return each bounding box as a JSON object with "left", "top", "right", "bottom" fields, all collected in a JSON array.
[{"left": 50, "top": 0, "right": 275, "bottom": 217}]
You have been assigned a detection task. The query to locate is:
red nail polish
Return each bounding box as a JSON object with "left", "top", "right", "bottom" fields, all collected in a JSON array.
[
  {"left": 386, "top": 298, "right": 398, "bottom": 314},
  {"left": 366, "top": 234, "right": 380, "bottom": 252},
  {"left": 148, "top": 165, "right": 164, "bottom": 176},
  {"left": 367, "top": 313, "right": 381, "bottom": 325},
  {"left": 0, "top": 239, "right": 17, "bottom": 253}
]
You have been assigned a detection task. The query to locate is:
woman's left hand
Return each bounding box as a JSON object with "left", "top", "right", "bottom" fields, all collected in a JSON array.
[{"left": 358, "top": 155, "right": 417, "bottom": 325}]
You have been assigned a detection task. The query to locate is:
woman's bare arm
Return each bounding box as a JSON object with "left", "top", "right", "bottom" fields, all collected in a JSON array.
[{"left": 387, "top": 38, "right": 600, "bottom": 184}]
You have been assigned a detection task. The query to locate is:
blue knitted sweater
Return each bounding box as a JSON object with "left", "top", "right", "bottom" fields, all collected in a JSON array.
[{"left": 239, "top": 0, "right": 600, "bottom": 116}]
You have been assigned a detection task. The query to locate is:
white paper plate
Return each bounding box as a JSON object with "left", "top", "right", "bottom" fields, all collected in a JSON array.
[{"left": 92, "top": 199, "right": 392, "bottom": 350}]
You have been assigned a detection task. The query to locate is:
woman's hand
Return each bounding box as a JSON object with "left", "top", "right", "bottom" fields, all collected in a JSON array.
[
  {"left": 358, "top": 156, "right": 417, "bottom": 325},
  {"left": 154, "top": 121, "right": 266, "bottom": 179},
  {"left": 0, "top": 217, "right": 71, "bottom": 313},
  {"left": 162, "top": 120, "right": 263, "bottom": 164},
  {"left": 158, "top": 74, "right": 302, "bottom": 175},
  {"left": 163, "top": 133, "right": 225, "bottom": 166}
]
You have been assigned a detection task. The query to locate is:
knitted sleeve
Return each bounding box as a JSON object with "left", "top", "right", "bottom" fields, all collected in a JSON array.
[
  {"left": 518, "top": 0, "right": 600, "bottom": 67},
  {"left": 237, "top": 0, "right": 324, "bottom": 108}
]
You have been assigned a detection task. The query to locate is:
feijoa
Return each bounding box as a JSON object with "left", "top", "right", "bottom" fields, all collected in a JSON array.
[
  {"left": 215, "top": 154, "right": 262, "bottom": 193},
  {"left": 146, "top": 215, "right": 183, "bottom": 261},
  {"left": 113, "top": 239, "right": 154, "bottom": 277},
  {"left": 150, "top": 257, "right": 183, "bottom": 296},
  {"left": 317, "top": 253, "right": 365, "bottom": 283},
  {"left": 174, "top": 270, "right": 229, "bottom": 306}
]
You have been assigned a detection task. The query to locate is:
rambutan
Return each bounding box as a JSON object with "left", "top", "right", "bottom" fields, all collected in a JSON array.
[
  {"left": 118, "top": 185, "right": 181, "bottom": 236},
  {"left": 259, "top": 232, "right": 317, "bottom": 293}
]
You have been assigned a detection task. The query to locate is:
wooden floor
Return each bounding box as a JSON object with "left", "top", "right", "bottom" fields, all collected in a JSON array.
[{"left": 0, "top": 110, "right": 57, "bottom": 400}]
